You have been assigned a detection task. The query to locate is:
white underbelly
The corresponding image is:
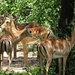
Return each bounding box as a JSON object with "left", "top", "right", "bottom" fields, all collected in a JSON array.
[
  {"left": 53, "top": 54, "right": 63, "bottom": 59},
  {"left": 53, "top": 49, "right": 64, "bottom": 59}
]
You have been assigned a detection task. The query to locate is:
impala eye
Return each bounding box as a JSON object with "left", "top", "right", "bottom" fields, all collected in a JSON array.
[
  {"left": 6, "top": 21, "right": 9, "bottom": 23},
  {"left": 28, "top": 30, "right": 32, "bottom": 33},
  {"left": 5, "top": 19, "right": 10, "bottom": 23}
]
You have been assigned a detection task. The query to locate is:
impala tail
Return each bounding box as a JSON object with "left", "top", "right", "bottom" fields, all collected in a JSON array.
[
  {"left": 0, "top": 40, "right": 12, "bottom": 54},
  {"left": 37, "top": 42, "right": 47, "bottom": 59}
]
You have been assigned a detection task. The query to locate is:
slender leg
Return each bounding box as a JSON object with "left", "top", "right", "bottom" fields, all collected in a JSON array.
[
  {"left": 8, "top": 53, "right": 10, "bottom": 70},
  {"left": 58, "top": 58, "right": 62, "bottom": 75},
  {"left": 39, "top": 56, "right": 43, "bottom": 75},
  {"left": 45, "top": 57, "right": 52, "bottom": 75},
  {"left": 63, "top": 56, "right": 67, "bottom": 75},
  {"left": 13, "top": 43, "right": 17, "bottom": 58},
  {"left": 22, "top": 43, "right": 28, "bottom": 65},
  {"left": 0, "top": 54, "right": 2, "bottom": 71},
  {"left": 7, "top": 51, "right": 12, "bottom": 71}
]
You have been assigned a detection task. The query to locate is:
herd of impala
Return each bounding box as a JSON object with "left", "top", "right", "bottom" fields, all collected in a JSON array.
[{"left": 0, "top": 14, "right": 74, "bottom": 75}]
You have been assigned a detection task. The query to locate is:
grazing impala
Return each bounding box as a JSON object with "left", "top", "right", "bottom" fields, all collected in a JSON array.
[
  {"left": 28, "top": 26, "right": 56, "bottom": 39},
  {"left": 36, "top": 22, "right": 75, "bottom": 75},
  {"left": 0, "top": 16, "right": 55, "bottom": 65}
]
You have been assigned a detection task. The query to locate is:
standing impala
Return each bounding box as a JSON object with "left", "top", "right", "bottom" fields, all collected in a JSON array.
[
  {"left": 36, "top": 22, "right": 75, "bottom": 75},
  {"left": 0, "top": 34, "right": 12, "bottom": 71},
  {"left": 0, "top": 16, "right": 55, "bottom": 65},
  {"left": 0, "top": 26, "right": 33, "bottom": 71}
]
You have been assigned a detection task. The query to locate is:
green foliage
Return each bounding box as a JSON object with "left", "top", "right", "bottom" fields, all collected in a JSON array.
[
  {"left": 0, "top": 0, "right": 61, "bottom": 35},
  {"left": 40, "top": 60, "right": 57, "bottom": 75},
  {"left": 0, "top": 66, "right": 39, "bottom": 75},
  {"left": 66, "top": 47, "right": 75, "bottom": 75},
  {"left": 0, "top": 0, "right": 75, "bottom": 75},
  {"left": 0, "top": 71, "right": 28, "bottom": 75},
  {"left": 0, "top": 1, "right": 8, "bottom": 14}
]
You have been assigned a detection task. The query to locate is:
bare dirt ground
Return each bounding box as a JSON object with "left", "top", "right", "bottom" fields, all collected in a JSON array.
[{"left": 2, "top": 45, "right": 39, "bottom": 72}]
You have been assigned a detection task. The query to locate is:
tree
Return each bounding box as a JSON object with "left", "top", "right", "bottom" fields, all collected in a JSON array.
[
  {"left": 58, "top": 0, "right": 74, "bottom": 38},
  {"left": 57, "top": 0, "right": 75, "bottom": 75}
]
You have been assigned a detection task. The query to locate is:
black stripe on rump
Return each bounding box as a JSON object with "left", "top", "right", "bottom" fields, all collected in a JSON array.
[
  {"left": 38, "top": 44, "right": 47, "bottom": 58},
  {"left": 0, "top": 40, "right": 7, "bottom": 53},
  {"left": 4, "top": 40, "right": 12, "bottom": 53},
  {"left": 41, "top": 44, "right": 47, "bottom": 53},
  {"left": 8, "top": 40, "right": 12, "bottom": 52},
  {"left": 0, "top": 40, "right": 4, "bottom": 54},
  {"left": 0, "top": 40, "right": 12, "bottom": 54},
  {"left": 47, "top": 32, "right": 50, "bottom": 38},
  {"left": 38, "top": 46, "right": 45, "bottom": 57},
  {"left": 5, "top": 40, "right": 9, "bottom": 53},
  {"left": 2, "top": 40, "right": 7, "bottom": 52}
]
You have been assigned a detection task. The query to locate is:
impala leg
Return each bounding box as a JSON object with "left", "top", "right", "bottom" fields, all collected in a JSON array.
[
  {"left": 8, "top": 52, "right": 12, "bottom": 71},
  {"left": 8, "top": 53, "right": 10, "bottom": 70},
  {"left": 23, "top": 43, "right": 28, "bottom": 65},
  {"left": 39, "top": 56, "right": 43, "bottom": 75},
  {"left": 38, "top": 49, "right": 43, "bottom": 75},
  {"left": 58, "top": 58, "right": 62, "bottom": 75},
  {"left": 0, "top": 54, "right": 2, "bottom": 71},
  {"left": 63, "top": 56, "right": 67, "bottom": 75},
  {"left": 45, "top": 57, "right": 52, "bottom": 75},
  {"left": 13, "top": 43, "right": 17, "bottom": 58}
]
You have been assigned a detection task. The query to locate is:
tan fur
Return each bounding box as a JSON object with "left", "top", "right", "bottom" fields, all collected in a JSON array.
[
  {"left": 0, "top": 34, "right": 12, "bottom": 71},
  {"left": 0, "top": 16, "right": 55, "bottom": 65},
  {"left": 28, "top": 26, "right": 55, "bottom": 39},
  {"left": 0, "top": 27, "right": 32, "bottom": 71},
  {"left": 37, "top": 22, "right": 75, "bottom": 75}
]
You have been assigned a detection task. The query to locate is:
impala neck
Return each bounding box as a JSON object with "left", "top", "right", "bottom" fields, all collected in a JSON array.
[
  {"left": 12, "top": 31, "right": 26, "bottom": 44},
  {"left": 11, "top": 21, "right": 24, "bottom": 37},
  {"left": 70, "top": 27, "right": 75, "bottom": 48}
]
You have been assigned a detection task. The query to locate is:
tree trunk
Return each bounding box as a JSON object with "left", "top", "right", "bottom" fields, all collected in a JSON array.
[{"left": 58, "top": 0, "right": 74, "bottom": 38}]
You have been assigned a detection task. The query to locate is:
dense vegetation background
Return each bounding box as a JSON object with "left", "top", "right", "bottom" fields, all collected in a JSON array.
[{"left": 0, "top": 0, "right": 75, "bottom": 75}]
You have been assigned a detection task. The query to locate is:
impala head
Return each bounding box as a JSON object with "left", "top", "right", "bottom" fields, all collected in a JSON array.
[
  {"left": 0, "top": 16, "right": 15, "bottom": 31},
  {"left": 25, "top": 25, "right": 36, "bottom": 38},
  {"left": 28, "top": 26, "right": 56, "bottom": 39},
  {"left": 0, "top": 11, "right": 11, "bottom": 25}
]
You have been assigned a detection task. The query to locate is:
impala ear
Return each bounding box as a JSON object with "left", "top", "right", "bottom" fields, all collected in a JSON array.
[
  {"left": 0, "top": 14, "right": 4, "bottom": 18},
  {"left": 50, "top": 30, "right": 57, "bottom": 38},
  {"left": 71, "top": 21, "right": 75, "bottom": 28},
  {"left": 71, "top": 21, "right": 75, "bottom": 25},
  {"left": 25, "top": 26, "right": 32, "bottom": 34},
  {"left": 25, "top": 25, "right": 29, "bottom": 29}
]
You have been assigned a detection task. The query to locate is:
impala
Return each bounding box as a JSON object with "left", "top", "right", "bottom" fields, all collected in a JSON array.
[
  {"left": 0, "top": 16, "right": 55, "bottom": 65},
  {"left": 28, "top": 26, "right": 56, "bottom": 39},
  {"left": 0, "top": 26, "right": 33, "bottom": 71},
  {"left": 36, "top": 22, "right": 75, "bottom": 75},
  {"left": 0, "top": 34, "right": 12, "bottom": 71}
]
